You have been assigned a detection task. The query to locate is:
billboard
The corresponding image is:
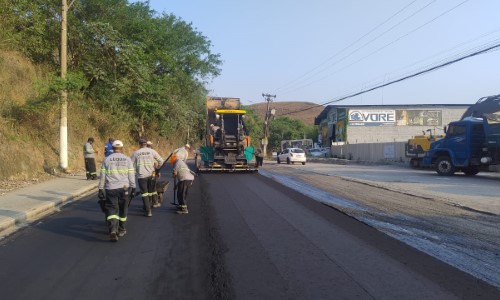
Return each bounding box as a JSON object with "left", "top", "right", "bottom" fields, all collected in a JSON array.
[
  {"left": 396, "top": 110, "right": 442, "bottom": 126},
  {"left": 348, "top": 110, "right": 396, "bottom": 126}
]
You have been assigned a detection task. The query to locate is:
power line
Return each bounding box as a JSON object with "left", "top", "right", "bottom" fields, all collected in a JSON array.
[
  {"left": 273, "top": 0, "right": 420, "bottom": 93},
  {"left": 262, "top": 93, "right": 276, "bottom": 156},
  {"left": 329, "top": 28, "right": 500, "bottom": 99},
  {"left": 335, "top": 35, "right": 500, "bottom": 100},
  {"left": 278, "top": 0, "right": 436, "bottom": 95},
  {"left": 277, "top": 41, "right": 500, "bottom": 117},
  {"left": 279, "top": 0, "right": 470, "bottom": 97},
  {"left": 379, "top": 28, "right": 500, "bottom": 83}
]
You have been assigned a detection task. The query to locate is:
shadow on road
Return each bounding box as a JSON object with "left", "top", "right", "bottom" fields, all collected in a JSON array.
[{"left": 37, "top": 216, "right": 108, "bottom": 242}]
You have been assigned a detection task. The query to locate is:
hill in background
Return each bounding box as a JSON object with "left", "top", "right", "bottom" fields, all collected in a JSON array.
[{"left": 248, "top": 102, "right": 324, "bottom": 126}]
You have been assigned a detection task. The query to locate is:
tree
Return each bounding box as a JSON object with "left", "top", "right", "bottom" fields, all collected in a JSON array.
[
  {"left": 268, "top": 117, "right": 317, "bottom": 151},
  {"left": 3, "top": 0, "right": 222, "bottom": 143},
  {"left": 241, "top": 106, "right": 264, "bottom": 148}
]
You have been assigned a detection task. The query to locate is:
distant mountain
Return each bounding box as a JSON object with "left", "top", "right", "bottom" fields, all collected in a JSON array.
[{"left": 248, "top": 102, "right": 324, "bottom": 126}]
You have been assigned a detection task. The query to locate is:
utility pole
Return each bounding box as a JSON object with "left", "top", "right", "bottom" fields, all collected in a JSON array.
[
  {"left": 262, "top": 93, "right": 276, "bottom": 157},
  {"left": 59, "top": 0, "right": 75, "bottom": 170}
]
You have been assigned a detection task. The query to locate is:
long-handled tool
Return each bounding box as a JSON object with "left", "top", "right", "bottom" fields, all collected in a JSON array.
[
  {"left": 134, "top": 151, "right": 174, "bottom": 197},
  {"left": 172, "top": 176, "right": 178, "bottom": 206},
  {"left": 127, "top": 186, "right": 135, "bottom": 207},
  {"left": 161, "top": 151, "right": 178, "bottom": 206}
]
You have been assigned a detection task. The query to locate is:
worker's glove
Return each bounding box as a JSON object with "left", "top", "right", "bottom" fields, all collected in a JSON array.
[{"left": 98, "top": 189, "right": 105, "bottom": 200}]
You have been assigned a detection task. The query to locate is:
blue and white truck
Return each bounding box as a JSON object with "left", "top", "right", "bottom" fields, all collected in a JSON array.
[{"left": 422, "top": 94, "right": 500, "bottom": 176}]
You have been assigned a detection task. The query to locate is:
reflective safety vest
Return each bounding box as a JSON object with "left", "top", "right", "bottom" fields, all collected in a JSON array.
[{"left": 98, "top": 153, "right": 136, "bottom": 190}]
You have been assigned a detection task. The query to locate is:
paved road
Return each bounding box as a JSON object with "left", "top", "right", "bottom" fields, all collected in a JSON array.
[
  {"left": 0, "top": 176, "right": 215, "bottom": 300},
  {"left": 204, "top": 172, "right": 498, "bottom": 299},
  {"left": 260, "top": 161, "right": 500, "bottom": 289},
  {"left": 0, "top": 165, "right": 499, "bottom": 299}
]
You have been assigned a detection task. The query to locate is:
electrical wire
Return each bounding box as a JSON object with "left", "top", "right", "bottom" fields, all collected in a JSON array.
[
  {"left": 278, "top": 0, "right": 470, "bottom": 97},
  {"left": 340, "top": 32, "right": 500, "bottom": 98},
  {"left": 378, "top": 28, "right": 500, "bottom": 83},
  {"left": 278, "top": 0, "right": 436, "bottom": 96},
  {"left": 276, "top": 41, "right": 500, "bottom": 117},
  {"left": 273, "top": 0, "right": 421, "bottom": 93}
]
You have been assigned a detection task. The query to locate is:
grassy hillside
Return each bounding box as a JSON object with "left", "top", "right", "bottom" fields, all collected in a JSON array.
[
  {"left": 0, "top": 1, "right": 221, "bottom": 180},
  {"left": 249, "top": 102, "right": 324, "bottom": 126},
  {"left": 0, "top": 50, "right": 176, "bottom": 179}
]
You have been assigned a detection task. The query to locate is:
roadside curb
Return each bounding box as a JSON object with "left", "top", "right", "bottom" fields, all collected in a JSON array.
[{"left": 0, "top": 179, "right": 98, "bottom": 237}]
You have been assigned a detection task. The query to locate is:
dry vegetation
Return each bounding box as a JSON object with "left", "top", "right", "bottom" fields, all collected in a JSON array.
[
  {"left": 249, "top": 101, "right": 324, "bottom": 126},
  {"left": 0, "top": 50, "right": 39, "bottom": 109},
  {"left": 0, "top": 50, "right": 174, "bottom": 180}
]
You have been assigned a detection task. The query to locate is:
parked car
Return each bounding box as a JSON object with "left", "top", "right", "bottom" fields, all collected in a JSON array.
[
  {"left": 277, "top": 148, "right": 306, "bottom": 165},
  {"left": 309, "top": 148, "right": 330, "bottom": 157}
]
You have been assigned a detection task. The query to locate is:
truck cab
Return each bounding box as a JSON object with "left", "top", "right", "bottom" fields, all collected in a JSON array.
[
  {"left": 423, "top": 93, "right": 500, "bottom": 176},
  {"left": 423, "top": 117, "right": 497, "bottom": 175}
]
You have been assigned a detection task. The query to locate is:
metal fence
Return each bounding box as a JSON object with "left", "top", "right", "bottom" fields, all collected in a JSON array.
[{"left": 330, "top": 142, "right": 407, "bottom": 163}]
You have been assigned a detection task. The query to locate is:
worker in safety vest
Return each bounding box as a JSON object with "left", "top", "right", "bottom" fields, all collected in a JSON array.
[
  {"left": 131, "top": 139, "right": 164, "bottom": 216},
  {"left": 172, "top": 144, "right": 190, "bottom": 162},
  {"left": 104, "top": 137, "right": 114, "bottom": 157},
  {"left": 146, "top": 140, "right": 161, "bottom": 204},
  {"left": 83, "top": 137, "right": 98, "bottom": 180},
  {"left": 172, "top": 155, "right": 195, "bottom": 214},
  {"left": 98, "top": 140, "right": 136, "bottom": 242}
]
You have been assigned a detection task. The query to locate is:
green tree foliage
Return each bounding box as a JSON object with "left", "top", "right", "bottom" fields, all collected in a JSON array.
[
  {"left": 268, "top": 117, "right": 317, "bottom": 151},
  {"left": 241, "top": 105, "right": 263, "bottom": 148},
  {"left": 2, "top": 0, "right": 222, "bottom": 143}
]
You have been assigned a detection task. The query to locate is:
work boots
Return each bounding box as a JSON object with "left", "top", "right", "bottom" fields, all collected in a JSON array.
[
  {"left": 176, "top": 205, "right": 188, "bottom": 214},
  {"left": 110, "top": 232, "right": 118, "bottom": 242}
]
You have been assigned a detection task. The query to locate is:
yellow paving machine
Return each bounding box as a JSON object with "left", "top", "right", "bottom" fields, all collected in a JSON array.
[{"left": 195, "top": 97, "right": 257, "bottom": 172}]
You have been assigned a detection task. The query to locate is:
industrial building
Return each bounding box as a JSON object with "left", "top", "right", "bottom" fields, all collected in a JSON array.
[{"left": 314, "top": 104, "right": 470, "bottom": 146}]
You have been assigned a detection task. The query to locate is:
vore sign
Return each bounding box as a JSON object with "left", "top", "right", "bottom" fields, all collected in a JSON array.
[{"left": 348, "top": 110, "right": 396, "bottom": 126}]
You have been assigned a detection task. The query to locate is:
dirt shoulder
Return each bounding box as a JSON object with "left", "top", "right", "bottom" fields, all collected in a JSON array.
[
  {"left": 0, "top": 174, "right": 55, "bottom": 196},
  {"left": 261, "top": 163, "right": 500, "bottom": 289}
]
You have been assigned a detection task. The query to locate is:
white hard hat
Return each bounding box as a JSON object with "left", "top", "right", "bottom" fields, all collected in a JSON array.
[
  {"left": 112, "top": 140, "right": 124, "bottom": 147},
  {"left": 185, "top": 144, "right": 190, "bottom": 149},
  {"left": 146, "top": 140, "right": 153, "bottom": 146}
]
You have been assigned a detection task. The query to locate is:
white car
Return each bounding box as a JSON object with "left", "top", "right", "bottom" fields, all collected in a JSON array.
[{"left": 277, "top": 148, "right": 306, "bottom": 165}]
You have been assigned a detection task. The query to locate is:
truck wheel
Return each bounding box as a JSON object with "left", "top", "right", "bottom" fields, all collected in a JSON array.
[
  {"left": 302, "top": 162, "right": 306, "bottom": 165},
  {"left": 462, "top": 167, "right": 479, "bottom": 176},
  {"left": 286, "top": 158, "right": 291, "bottom": 164},
  {"left": 435, "top": 156, "right": 455, "bottom": 176}
]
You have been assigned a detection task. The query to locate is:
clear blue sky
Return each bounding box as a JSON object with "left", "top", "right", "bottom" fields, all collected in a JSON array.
[{"left": 135, "top": 0, "right": 500, "bottom": 106}]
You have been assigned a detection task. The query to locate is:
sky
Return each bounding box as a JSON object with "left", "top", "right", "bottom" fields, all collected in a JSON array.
[{"left": 134, "top": 0, "right": 500, "bottom": 106}]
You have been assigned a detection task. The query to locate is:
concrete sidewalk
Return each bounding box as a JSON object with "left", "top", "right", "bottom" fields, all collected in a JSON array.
[{"left": 0, "top": 174, "right": 98, "bottom": 237}]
